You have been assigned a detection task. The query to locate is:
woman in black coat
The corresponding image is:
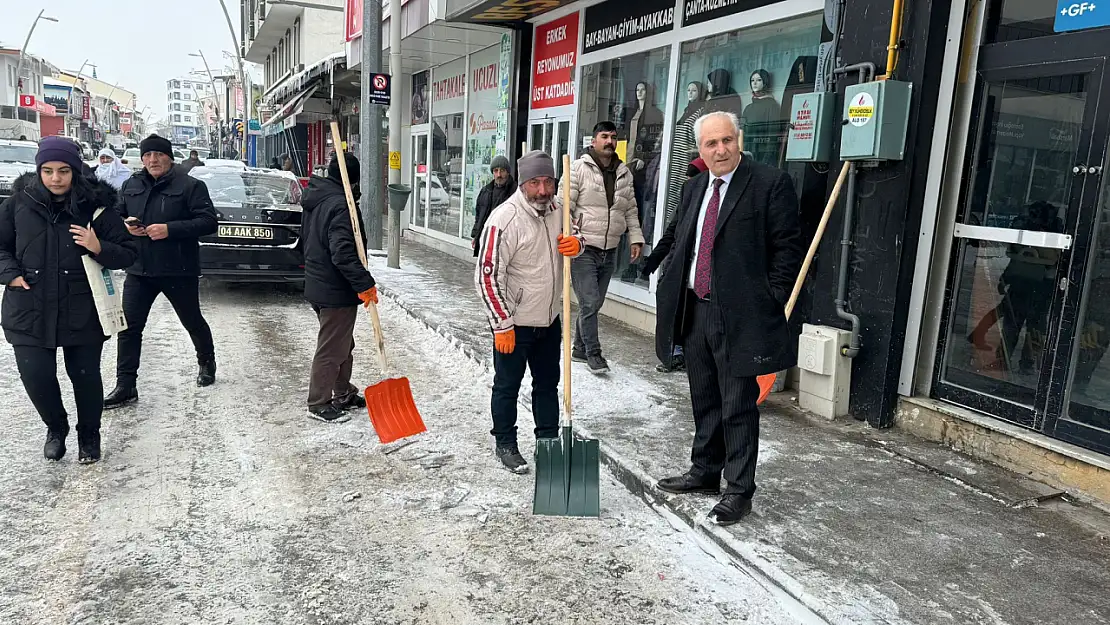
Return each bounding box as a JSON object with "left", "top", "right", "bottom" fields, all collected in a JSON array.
[{"left": 0, "top": 137, "right": 138, "bottom": 463}]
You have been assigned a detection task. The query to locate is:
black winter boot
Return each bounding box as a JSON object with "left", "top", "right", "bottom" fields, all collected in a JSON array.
[
  {"left": 44, "top": 428, "right": 68, "bottom": 461},
  {"left": 197, "top": 361, "right": 216, "bottom": 387},
  {"left": 78, "top": 433, "right": 101, "bottom": 465},
  {"left": 104, "top": 385, "right": 138, "bottom": 410}
]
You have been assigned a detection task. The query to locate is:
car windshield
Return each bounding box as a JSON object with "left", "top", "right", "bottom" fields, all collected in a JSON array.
[
  {"left": 0, "top": 145, "right": 37, "bottom": 164},
  {"left": 190, "top": 169, "right": 302, "bottom": 206},
  {"left": 123, "top": 149, "right": 141, "bottom": 158}
]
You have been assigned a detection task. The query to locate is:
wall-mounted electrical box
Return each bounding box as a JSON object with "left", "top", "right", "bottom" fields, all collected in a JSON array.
[
  {"left": 797, "top": 324, "right": 852, "bottom": 420},
  {"left": 785, "top": 92, "right": 835, "bottom": 162},
  {"left": 839, "top": 80, "right": 913, "bottom": 161}
]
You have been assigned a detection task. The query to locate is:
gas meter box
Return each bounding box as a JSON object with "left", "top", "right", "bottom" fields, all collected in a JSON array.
[
  {"left": 839, "top": 80, "right": 913, "bottom": 161},
  {"left": 785, "top": 92, "right": 835, "bottom": 162}
]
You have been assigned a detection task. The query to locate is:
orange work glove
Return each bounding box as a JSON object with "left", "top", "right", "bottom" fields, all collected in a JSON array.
[
  {"left": 494, "top": 328, "right": 516, "bottom": 354},
  {"left": 358, "top": 286, "right": 379, "bottom": 308},
  {"left": 557, "top": 234, "right": 581, "bottom": 257}
]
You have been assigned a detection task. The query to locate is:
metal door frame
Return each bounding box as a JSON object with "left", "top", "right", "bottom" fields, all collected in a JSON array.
[{"left": 933, "top": 50, "right": 1110, "bottom": 436}]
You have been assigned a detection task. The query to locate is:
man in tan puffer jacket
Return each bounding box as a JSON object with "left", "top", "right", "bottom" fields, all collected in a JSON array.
[
  {"left": 560, "top": 121, "right": 644, "bottom": 374},
  {"left": 475, "top": 150, "right": 584, "bottom": 474}
]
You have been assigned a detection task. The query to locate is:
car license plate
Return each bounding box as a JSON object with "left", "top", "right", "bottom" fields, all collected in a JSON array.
[{"left": 219, "top": 225, "right": 274, "bottom": 240}]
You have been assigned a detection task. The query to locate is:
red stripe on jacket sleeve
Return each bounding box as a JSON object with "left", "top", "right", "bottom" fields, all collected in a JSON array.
[{"left": 481, "top": 226, "right": 509, "bottom": 321}]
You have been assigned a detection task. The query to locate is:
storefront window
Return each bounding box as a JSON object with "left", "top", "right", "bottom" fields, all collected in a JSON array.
[
  {"left": 577, "top": 45, "right": 671, "bottom": 289},
  {"left": 430, "top": 113, "right": 464, "bottom": 237},
  {"left": 663, "top": 14, "right": 823, "bottom": 229},
  {"left": 429, "top": 59, "right": 466, "bottom": 238},
  {"left": 464, "top": 45, "right": 504, "bottom": 239}
]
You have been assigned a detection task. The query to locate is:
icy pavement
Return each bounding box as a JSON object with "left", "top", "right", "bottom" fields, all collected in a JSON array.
[
  {"left": 0, "top": 283, "right": 814, "bottom": 624},
  {"left": 367, "top": 240, "right": 1110, "bottom": 625}
]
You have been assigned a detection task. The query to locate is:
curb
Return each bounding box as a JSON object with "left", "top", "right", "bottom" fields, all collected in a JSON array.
[{"left": 378, "top": 284, "right": 847, "bottom": 624}]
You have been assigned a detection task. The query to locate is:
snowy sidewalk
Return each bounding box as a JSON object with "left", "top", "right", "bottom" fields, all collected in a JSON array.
[{"left": 371, "top": 240, "right": 1110, "bottom": 625}]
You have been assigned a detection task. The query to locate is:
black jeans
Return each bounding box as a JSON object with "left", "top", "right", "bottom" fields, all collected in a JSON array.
[
  {"left": 490, "top": 319, "right": 561, "bottom": 447},
  {"left": 14, "top": 343, "right": 104, "bottom": 438},
  {"left": 571, "top": 246, "right": 617, "bottom": 357},
  {"left": 116, "top": 275, "right": 215, "bottom": 386}
]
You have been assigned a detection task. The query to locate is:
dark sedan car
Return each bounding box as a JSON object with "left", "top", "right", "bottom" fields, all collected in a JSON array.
[{"left": 189, "top": 166, "right": 305, "bottom": 283}]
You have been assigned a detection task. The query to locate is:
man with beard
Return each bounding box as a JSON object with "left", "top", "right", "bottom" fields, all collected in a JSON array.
[
  {"left": 470, "top": 155, "right": 516, "bottom": 257},
  {"left": 561, "top": 121, "right": 643, "bottom": 375},
  {"left": 474, "top": 150, "right": 584, "bottom": 473}
]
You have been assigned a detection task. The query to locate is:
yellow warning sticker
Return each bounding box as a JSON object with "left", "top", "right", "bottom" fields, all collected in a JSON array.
[
  {"left": 848, "top": 92, "right": 875, "bottom": 127},
  {"left": 389, "top": 151, "right": 401, "bottom": 170}
]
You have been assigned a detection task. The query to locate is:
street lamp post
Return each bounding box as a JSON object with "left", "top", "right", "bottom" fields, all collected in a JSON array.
[
  {"left": 216, "top": 0, "right": 250, "bottom": 162},
  {"left": 189, "top": 52, "right": 224, "bottom": 155},
  {"left": 13, "top": 10, "right": 59, "bottom": 107}
]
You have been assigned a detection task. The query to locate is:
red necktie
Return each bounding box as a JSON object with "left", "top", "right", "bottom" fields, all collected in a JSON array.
[{"left": 694, "top": 178, "right": 724, "bottom": 299}]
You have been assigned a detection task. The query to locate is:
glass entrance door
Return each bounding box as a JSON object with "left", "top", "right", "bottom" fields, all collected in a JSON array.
[
  {"left": 935, "top": 55, "right": 1110, "bottom": 452},
  {"left": 410, "top": 132, "right": 429, "bottom": 229},
  {"left": 528, "top": 117, "right": 573, "bottom": 179}
]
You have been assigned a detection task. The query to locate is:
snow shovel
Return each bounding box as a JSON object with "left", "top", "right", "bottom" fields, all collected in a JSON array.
[
  {"left": 757, "top": 162, "right": 851, "bottom": 404},
  {"left": 328, "top": 122, "right": 427, "bottom": 444},
  {"left": 533, "top": 154, "right": 601, "bottom": 518}
]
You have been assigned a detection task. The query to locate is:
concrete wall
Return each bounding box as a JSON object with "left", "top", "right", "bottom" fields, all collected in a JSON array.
[{"left": 302, "top": 10, "right": 346, "bottom": 66}]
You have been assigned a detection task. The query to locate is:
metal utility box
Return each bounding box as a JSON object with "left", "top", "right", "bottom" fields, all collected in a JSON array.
[
  {"left": 839, "top": 80, "right": 913, "bottom": 161},
  {"left": 797, "top": 324, "right": 852, "bottom": 420},
  {"left": 785, "top": 92, "right": 835, "bottom": 162}
]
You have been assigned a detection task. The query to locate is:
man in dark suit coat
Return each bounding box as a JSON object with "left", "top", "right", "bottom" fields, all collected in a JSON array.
[{"left": 654, "top": 111, "right": 802, "bottom": 525}]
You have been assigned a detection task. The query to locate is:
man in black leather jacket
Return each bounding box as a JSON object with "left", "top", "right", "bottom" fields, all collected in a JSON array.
[{"left": 104, "top": 135, "right": 219, "bottom": 409}]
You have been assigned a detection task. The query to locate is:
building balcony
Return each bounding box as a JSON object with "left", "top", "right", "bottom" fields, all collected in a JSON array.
[{"left": 244, "top": 2, "right": 302, "bottom": 63}]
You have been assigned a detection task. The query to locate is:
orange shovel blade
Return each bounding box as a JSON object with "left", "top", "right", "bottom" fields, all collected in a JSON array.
[
  {"left": 756, "top": 373, "right": 776, "bottom": 405},
  {"left": 363, "top": 377, "right": 427, "bottom": 444}
]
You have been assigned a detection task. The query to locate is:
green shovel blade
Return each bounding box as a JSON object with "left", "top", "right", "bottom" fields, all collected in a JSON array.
[{"left": 532, "top": 426, "right": 600, "bottom": 517}]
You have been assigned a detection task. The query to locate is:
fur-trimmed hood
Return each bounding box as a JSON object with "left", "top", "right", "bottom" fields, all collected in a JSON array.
[{"left": 10, "top": 171, "right": 119, "bottom": 218}]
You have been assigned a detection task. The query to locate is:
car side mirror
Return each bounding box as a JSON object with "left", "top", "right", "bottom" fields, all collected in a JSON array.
[{"left": 121, "top": 159, "right": 128, "bottom": 164}]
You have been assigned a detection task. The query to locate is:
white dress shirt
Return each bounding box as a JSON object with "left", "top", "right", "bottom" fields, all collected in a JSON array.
[{"left": 688, "top": 167, "right": 736, "bottom": 289}]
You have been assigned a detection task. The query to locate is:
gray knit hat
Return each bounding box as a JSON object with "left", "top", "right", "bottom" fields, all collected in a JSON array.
[
  {"left": 490, "top": 155, "right": 511, "bottom": 174},
  {"left": 516, "top": 150, "right": 554, "bottom": 183}
]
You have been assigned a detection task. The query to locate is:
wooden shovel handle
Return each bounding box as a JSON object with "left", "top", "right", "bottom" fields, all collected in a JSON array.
[
  {"left": 784, "top": 161, "right": 850, "bottom": 319},
  {"left": 562, "top": 154, "right": 573, "bottom": 422}
]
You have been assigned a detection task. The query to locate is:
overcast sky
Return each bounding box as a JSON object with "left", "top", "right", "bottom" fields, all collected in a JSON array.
[{"left": 1, "top": 1, "right": 257, "bottom": 124}]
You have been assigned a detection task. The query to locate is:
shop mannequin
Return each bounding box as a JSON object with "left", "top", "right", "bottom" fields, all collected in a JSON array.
[
  {"left": 627, "top": 81, "right": 665, "bottom": 173},
  {"left": 704, "top": 69, "right": 744, "bottom": 119},
  {"left": 622, "top": 81, "right": 665, "bottom": 282},
  {"left": 742, "top": 69, "right": 782, "bottom": 165},
  {"left": 664, "top": 81, "right": 707, "bottom": 224}
]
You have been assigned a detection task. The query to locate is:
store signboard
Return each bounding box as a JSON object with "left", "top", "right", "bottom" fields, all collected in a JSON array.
[
  {"left": 532, "top": 13, "right": 579, "bottom": 108},
  {"left": 455, "top": 0, "right": 573, "bottom": 23},
  {"left": 1055, "top": 0, "right": 1110, "bottom": 32},
  {"left": 44, "top": 84, "right": 71, "bottom": 115},
  {"left": 681, "top": 0, "right": 782, "bottom": 27},
  {"left": 346, "top": 0, "right": 363, "bottom": 40},
  {"left": 432, "top": 58, "right": 466, "bottom": 115},
  {"left": 466, "top": 45, "right": 506, "bottom": 235},
  {"left": 583, "top": 0, "right": 675, "bottom": 53},
  {"left": 498, "top": 33, "right": 513, "bottom": 109}
]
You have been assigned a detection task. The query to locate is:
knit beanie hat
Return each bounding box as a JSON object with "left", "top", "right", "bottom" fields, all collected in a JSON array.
[
  {"left": 35, "top": 136, "right": 84, "bottom": 173},
  {"left": 328, "top": 153, "right": 360, "bottom": 184},
  {"left": 490, "top": 155, "right": 511, "bottom": 174},
  {"left": 140, "top": 134, "right": 174, "bottom": 159},
  {"left": 516, "top": 150, "right": 554, "bottom": 183}
]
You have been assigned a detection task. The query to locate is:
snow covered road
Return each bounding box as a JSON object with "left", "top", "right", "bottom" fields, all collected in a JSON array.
[{"left": 0, "top": 284, "right": 810, "bottom": 625}]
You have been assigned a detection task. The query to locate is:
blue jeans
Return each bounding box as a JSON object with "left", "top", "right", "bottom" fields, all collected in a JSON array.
[{"left": 571, "top": 246, "right": 618, "bottom": 357}]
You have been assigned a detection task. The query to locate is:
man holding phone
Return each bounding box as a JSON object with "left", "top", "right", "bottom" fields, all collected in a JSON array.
[{"left": 104, "top": 135, "right": 219, "bottom": 409}]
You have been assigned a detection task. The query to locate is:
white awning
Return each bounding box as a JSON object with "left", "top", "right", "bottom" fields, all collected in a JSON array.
[{"left": 261, "top": 85, "right": 319, "bottom": 131}]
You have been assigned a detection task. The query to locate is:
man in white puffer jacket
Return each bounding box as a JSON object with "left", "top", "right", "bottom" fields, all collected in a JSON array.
[
  {"left": 560, "top": 121, "right": 645, "bottom": 374},
  {"left": 475, "top": 150, "right": 584, "bottom": 474}
]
